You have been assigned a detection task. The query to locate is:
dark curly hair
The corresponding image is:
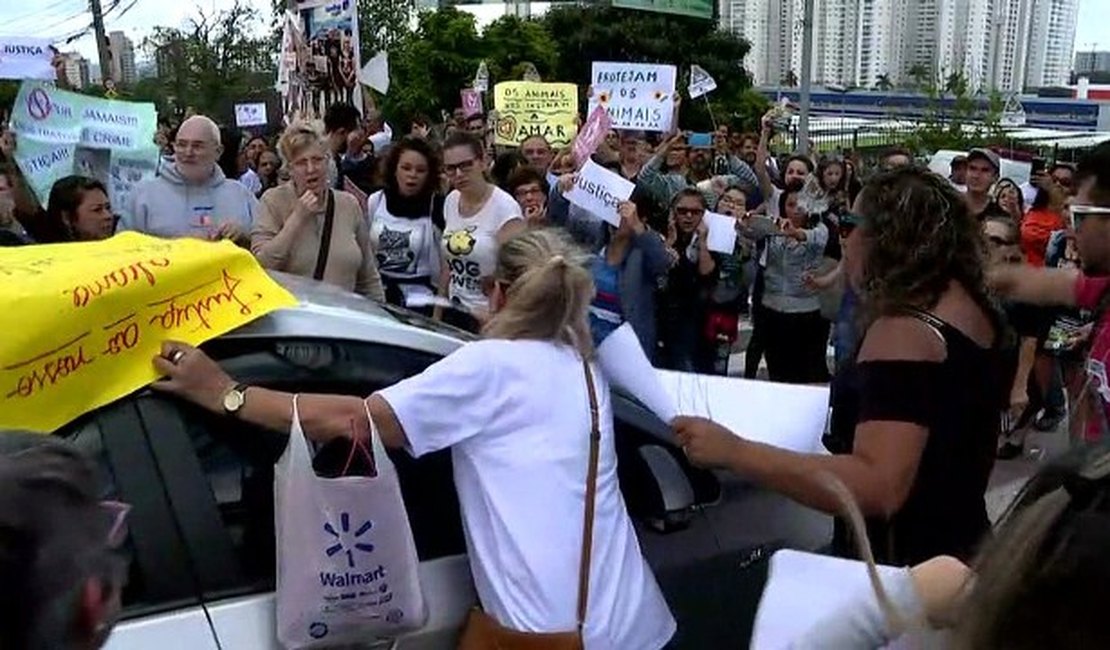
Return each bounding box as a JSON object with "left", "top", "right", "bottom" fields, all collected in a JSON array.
[
  {"left": 383, "top": 136, "right": 441, "bottom": 200},
  {"left": 855, "top": 166, "right": 997, "bottom": 327}
]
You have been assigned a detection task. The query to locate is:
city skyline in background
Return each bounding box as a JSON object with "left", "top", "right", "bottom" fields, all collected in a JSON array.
[{"left": 0, "top": 0, "right": 1107, "bottom": 92}]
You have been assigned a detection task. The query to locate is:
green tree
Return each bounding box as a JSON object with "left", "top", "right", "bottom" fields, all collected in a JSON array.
[
  {"left": 481, "top": 16, "right": 559, "bottom": 82},
  {"left": 143, "top": 0, "right": 275, "bottom": 123},
  {"left": 781, "top": 70, "right": 798, "bottom": 87},
  {"left": 383, "top": 8, "right": 484, "bottom": 124},
  {"left": 906, "top": 63, "right": 929, "bottom": 90},
  {"left": 357, "top": 0, "right": 416, "bottom": 61},
  {"left": 874, "top": 74, "right": 893, "bottom": 91}
]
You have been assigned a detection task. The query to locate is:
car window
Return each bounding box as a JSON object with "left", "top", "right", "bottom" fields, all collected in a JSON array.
[{"left": 180, "top": 338, "right": 467, "bottom": 599}]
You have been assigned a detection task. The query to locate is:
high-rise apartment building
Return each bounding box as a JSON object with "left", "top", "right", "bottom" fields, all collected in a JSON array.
[
  {"left": 1024, "top": 0, "right": 1080, "bottom": 87},
  {"left": 720, "top": 0, "right": 775, "bottom": 84},
  {"left": 61, "top": 53, "right": 90, "bottom": 89},
  {"left": 107, "top": 30, "right": 137, "bottom": 86},
  {"left": 1076, "top": 50, "right": 1110, "bottom": 74},
  {"left": 991, "top": 0, "right": 1034, "bottom": 92},
  {"left": 814, "top": 0, "right": 860, "bottom": 86}
]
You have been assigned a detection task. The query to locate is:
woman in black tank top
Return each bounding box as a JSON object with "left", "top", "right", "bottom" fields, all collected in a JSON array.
[{"left": 675, "top": 167, "right": 1012, "bottom": 565}]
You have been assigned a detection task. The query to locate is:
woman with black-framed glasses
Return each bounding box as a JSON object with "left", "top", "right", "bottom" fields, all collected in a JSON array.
[{"left": 435, "top": 132, "right": 526, "bottom": 333}]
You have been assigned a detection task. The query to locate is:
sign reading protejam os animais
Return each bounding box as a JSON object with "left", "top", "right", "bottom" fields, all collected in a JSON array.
[
  {"left": 493, "top": 81, "right": 579, "bottom": 147},
  {"left": 0, "top": 233, "right": 297, "bottom": 433},
  {"left": 589, "top": 62, "right": 676, "bottom": 133}
]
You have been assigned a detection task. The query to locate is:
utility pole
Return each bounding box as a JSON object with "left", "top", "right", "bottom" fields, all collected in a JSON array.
[
  {"left": 798, "top": 0, "right": 815, "bottom": 152},
  {"left": 89, "top": 0, "right": 112, "bottom": 86}
]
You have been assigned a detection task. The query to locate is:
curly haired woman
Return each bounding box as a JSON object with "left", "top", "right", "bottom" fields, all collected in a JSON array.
[{"left": 673, "top": 166, "right": 1013, "bottom": 565}]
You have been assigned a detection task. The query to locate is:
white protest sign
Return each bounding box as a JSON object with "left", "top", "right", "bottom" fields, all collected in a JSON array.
[
  {"left": 0, "top": 38, "right": 56, "bottom": 81},
  {"left": 703, "top": 211, "right": 738, "bottom": 254},
  {"left": 688, "top": 64, "right": 717, "bottom": 99},
  {"left": 589, "top": 62, "right": 676, "bottom": 132},
  {"left": 360, "top": 50, "right": 390, "bottom": 94},
  {"left": 565, "top": 159, "right": 635, "bottom": 228},
  {"left": 659, "top": 371, "right": 830, "bottom": 453},
  {"left": 234, "top": 102, "right": 268, "bottom": 128}
]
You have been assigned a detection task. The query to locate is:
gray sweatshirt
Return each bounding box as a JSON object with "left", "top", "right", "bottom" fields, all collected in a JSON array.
[
  {"left": 121, "top": 160, "right": 259, "bottom": 239},
  {"left": 758, "top": 222, "right": 829, "bottom": 314}
]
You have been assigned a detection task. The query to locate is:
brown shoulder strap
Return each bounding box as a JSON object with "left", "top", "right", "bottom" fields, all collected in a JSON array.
[{"left": 576, "top": 359, "right": 601, "bottom": 631}]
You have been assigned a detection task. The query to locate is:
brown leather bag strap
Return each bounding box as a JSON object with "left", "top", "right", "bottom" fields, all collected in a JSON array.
[{"left": 576, "top": 359, "right": 601, "bottom": 631}]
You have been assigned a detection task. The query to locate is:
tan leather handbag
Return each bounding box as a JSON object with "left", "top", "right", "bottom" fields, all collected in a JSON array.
[{"left": 456, "top": 360, "right": 601, "bottom": 650}]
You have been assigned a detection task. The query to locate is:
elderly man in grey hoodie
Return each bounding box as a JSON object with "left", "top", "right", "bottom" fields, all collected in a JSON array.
[{"left": 121, "top": 115, "right": 256, "bottom": 246}]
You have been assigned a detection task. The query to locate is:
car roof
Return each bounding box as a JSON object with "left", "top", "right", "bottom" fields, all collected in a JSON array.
[{"left": 225, "top": 272, "right": 473, "bottom": 358}]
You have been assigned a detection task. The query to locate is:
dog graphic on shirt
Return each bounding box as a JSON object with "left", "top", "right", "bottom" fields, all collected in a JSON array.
[{"left": 446, "top": 228, "right": 477, "bottom": 256}]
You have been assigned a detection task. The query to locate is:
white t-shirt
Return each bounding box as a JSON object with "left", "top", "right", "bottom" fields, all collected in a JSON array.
[
  {"left": 378, "top": 340, "right": 676, "bottom": 650},
  {"left": 442, "top": 187, "right": 522, "bottom": 316},
  {"left": 367, "top": 190, "right": 441, "bottom": 306}
]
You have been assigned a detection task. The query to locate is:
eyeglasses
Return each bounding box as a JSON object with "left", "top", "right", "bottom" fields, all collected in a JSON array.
[
  {"left": 101, "top": 500, "right": 131, "bottom": 548},
  {"left": 987, "top": 235, "right": 1016, "bottom": 247},
  {"left": 1068, "top": 204, "right": 1110, "bottom": 230},
  {"left": 444, "top": 159, "right": 477, "bottom": 176},
  {"left": 514, "top": 186, "right": 545, "bottom": 198},
  {"left": 674, "top": 207, "right": 705, "bottom": 218}
]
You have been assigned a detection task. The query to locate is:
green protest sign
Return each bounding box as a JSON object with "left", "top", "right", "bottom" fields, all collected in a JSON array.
[
  {"left": 10, "top": 81, "right": 159, "bottom": 219},
  {"left": 611, "top": 0, "right": 714, "bottom": 20}
]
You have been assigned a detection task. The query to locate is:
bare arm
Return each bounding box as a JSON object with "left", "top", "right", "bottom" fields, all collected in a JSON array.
[
  {"left": 354, "top": 205, "right": 386, "bottom": 301},
  {"left": 988, "top": 265, "right": 1078, "bottom": 307},
  {"left": 755, "top": 119, "right": 775, "bottom": 202}
]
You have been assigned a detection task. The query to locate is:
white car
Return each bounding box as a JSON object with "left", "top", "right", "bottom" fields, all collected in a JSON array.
[{"left": 36, "top": 273, "right": 829, "bottom": 649}]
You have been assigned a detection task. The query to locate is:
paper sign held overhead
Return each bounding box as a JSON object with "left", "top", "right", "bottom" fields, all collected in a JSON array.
[
  {"left": 0, "top": 233, "right": 297, "bottom": 433},
  {"left": 565, "top": 159, "right": 635, "bottom": 228},
  {"left": 688, "top": 64, "right": 717, "bottom": 99},
  {"left": 360, "top": 50, "right": 390, "bottom": 94},
  {"left": 572, "top": 105, "right": 613, "bottom": 168},
  {"left": 703, "top": 211, "right": 739, "bottom": 254},
  {"left": 493, "top": 81, "right": 579, "bottom": 148},
  {"left": 589, "top": 62, "right": 677, "bottom": 133},
  {"left": 234, "top": 102, "right": 268, "bottom": 128},
  {"left": 0, "top": 37, "right": 57, "bottom": 81}
]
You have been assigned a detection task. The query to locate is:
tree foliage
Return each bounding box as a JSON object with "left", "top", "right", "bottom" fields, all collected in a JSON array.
[{"left": 142, "top": 0, "right": 274, "bottom": 122}]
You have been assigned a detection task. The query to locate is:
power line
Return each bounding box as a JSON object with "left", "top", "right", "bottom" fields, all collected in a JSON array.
[{"left": 2, "top": 0, "right": 86, "bottom": 29}]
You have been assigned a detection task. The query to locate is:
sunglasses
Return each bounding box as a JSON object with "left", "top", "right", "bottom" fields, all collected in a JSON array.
[
  {"left": 674, "top": 207, "right": 705, "bottom": 218},
  {"left": 1069, "top": 205, "right": 1110, "bottom": 230}
]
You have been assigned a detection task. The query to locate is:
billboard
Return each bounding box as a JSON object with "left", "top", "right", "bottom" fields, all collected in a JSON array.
[{"left": 611, "top": 0, "right": 714, "bottom": 20}]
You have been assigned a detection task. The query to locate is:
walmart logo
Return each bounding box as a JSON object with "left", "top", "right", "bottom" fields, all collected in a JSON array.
[{"left": 324, "top": 512, "right": 375, "bottom": 569}]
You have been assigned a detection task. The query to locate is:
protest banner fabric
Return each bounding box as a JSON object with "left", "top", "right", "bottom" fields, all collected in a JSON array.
[
  {"left": 0, "top": 233, "right": 297, "bottom": 432},
  {"left": 589, "top": 62, "right": 677, "bottom": 132},
  {"left": 279, "top": 0, "right": 363, "bottom": 120},
  {"left": 10, "top": 81, "right": 159, "bottom": 219},
  {"left": 493, "top": 81, "right": 579, "bottom": 147},
  {"left": 565, "top": 159, "right": 635, "bottom": 227},
  {"left": 572, "top": 105, "right": 613, "bottom": 168},
  {"left": 0, "top": 38, "right": 56, "bottom": 81}
]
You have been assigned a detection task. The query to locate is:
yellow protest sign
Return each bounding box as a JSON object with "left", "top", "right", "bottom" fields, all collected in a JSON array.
[
  {"left": 493, "top": 81, "right": 579, "bottom": 148},
  {"left": 0, "top": 233, "right": 297, "bottom": 433}
]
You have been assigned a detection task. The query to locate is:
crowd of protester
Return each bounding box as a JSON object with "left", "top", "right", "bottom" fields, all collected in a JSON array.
[{"left": 3, "top": 83, "right": 1110, "bottom": 647}]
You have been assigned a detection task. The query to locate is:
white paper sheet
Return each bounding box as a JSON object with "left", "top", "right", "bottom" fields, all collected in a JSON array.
[
  {"left": 703, "top": 211, "right": 739, "bottom": 254},
  {"left": 0, "top": 38, "right": 56, "bottom": 82},
  {"left": 597, "top": 323, "right": 677, "bottom": 424},
  {"left": 658, "top": 371, "right": 829, "bottom": 453},
  {"left": 752, "top": 550, "right": 905, "bottom": 650},
  {"left": 565, "top": 158, "right": 635, "bottom": 227}
]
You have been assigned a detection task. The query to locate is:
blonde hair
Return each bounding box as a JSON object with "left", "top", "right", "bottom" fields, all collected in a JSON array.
[
  {"left": 483, "top": 228, "right": 595, "bottom": 358},
  {"left": 278, "top": 121, "right": 329, "bottom": 164}
]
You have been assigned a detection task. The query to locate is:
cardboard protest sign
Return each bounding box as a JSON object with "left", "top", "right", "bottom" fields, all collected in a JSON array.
[
  {"left": 493, "top": 81, "right": 579, "bottom": 148},
  {"left": 10, "top": 81, "right": 159, "bottom": 220},
  {"left": 565, "top": 159, "right": 635, "bottom": 227},
  {"left": 0, "top": 38, "right": 56, "bottom": 81},
  {"left": 0, "top": 233, "right": 297, "bottom": 432},
  {"left": 572, "top": 105, "right": 613, "bottom": 168},
  {"left": 589, "top": 62, "right": 676, "bottom": 132},
  {"left": 688, "top": 64, "right": 717, "bottom": 99},
  {"left": 473, "top": 60, "right": 489, "bottom": 93},
  {"left": 234, "top": 102, "right": 268, "bottom": 128}
]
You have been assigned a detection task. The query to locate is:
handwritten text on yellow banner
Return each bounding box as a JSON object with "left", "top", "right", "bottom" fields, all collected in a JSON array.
[
  {"left": 494, "top": 81, "right": 579, "bottom": 147},
  {"left": 0, "top": 233, "right": 297, "bottom": 432}
]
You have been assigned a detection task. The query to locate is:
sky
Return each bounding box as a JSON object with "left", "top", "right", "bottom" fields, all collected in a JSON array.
[{"left": 0, "top": 0, "right": 1107, "bottom": 64}]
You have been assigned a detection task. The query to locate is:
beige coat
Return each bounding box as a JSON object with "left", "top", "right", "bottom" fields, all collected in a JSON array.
[{"left": 252, "top": 184, "right": 384, "bottom": 301}]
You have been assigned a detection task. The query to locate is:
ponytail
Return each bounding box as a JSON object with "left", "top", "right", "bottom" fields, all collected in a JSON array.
[{"left": 483, "top": 229, "right": 595, "bottom": 357}]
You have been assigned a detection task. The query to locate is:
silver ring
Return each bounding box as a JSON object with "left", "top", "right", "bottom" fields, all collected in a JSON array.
[{"left": 169, "top": 350, "right": 186, "bottom": 365}]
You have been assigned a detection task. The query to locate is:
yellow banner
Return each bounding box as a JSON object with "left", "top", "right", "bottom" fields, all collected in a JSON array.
[
  {"left": 493, "top": 81, "right": 579, "bottom": 148},
  {"left": 0, "top": 233, "right": 297, "bottom": 432}
]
